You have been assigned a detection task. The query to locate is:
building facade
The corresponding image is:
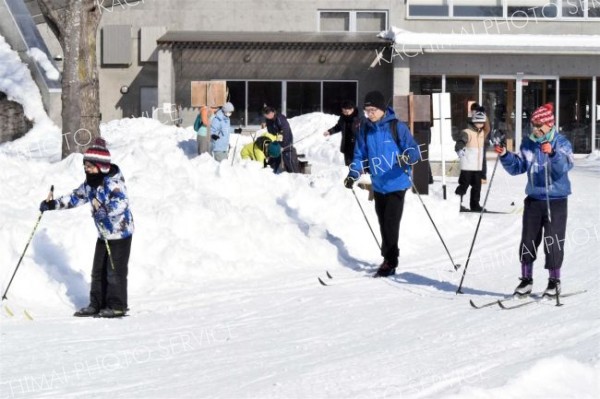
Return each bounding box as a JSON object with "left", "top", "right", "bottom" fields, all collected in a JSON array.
[{"left": 12, "top": 0, "right": 600, "bottom": 153}]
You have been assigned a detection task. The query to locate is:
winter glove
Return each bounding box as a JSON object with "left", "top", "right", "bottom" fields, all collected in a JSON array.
[
  {"left": 211, "top": 134, "right": 219, "bottom": 141},
  {"left": 234, "top": 128, "right": 243, "bottom": 134},
  {"left": 456, "top": 149, "right": 466, "bottom": 158},
  {"left": 494, "top": 145, "right": 507, "bottom": 156},
  {"left": 343, "top": 176, "right": 355, "bottom": 189},
  {"left": 541, "top": 141, "right": 553, "bottom": 155},
  {"left": 39, "top": 200, "right": 56, "bottom": 213}
]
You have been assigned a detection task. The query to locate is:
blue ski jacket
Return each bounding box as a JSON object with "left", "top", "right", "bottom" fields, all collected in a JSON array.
[
  {"left": 500, "top": 132, "right": 573, "bottom": 200},
  {"left": 210, "top": 109, "right": 232, "bottom": 152},
  {"left": 348, "top": 107, "right": 421, "bottom": 194},
  {"left": 53, "top": 165, "right": 135, "bottom": 240}
]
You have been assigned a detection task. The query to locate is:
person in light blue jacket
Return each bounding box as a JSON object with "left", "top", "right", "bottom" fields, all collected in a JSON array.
[
  {"left": 495, "top": 103, "right": 574, "bottom": 298},
  {"left": 210, "top": 102, "right": 234, "bottom": 162},
  {"left": 344, "top": 91, "right": 421, "bottom": 278}
]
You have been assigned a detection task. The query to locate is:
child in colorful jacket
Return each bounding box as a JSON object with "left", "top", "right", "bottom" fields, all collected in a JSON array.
[
  {"left": 495, "top": 103, "right": 573, "bottom": 297},
  {"left": 40, "top": 138, "right": 134, "bottom": 318}
]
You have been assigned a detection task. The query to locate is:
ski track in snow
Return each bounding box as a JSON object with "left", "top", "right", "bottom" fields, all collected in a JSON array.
[{"left": 0, "top": 116, "right": 599, "bottom": 399}]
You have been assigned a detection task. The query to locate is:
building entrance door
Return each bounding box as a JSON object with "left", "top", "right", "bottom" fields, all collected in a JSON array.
[
  {"left": 516, "top": 77, "right": 558, "bottom": 149},
  {"left": 481, "top": 79, "right": 516, "bottom": 150}
]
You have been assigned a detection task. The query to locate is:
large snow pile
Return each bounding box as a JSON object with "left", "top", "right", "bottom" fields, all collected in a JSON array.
[
  {"left": 1, "top": 114, "right": 599, "bottom": 398},
  {"left": 0, "top": 34, "right": 60, "bottom": 160}
]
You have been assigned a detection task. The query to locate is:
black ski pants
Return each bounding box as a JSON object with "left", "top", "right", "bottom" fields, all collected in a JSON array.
[
  {"left": 90, "top": 236, "right": 132, "bottom": 311},
  {"left": 374, "top": 190, "right": 406, "bottom": 267},
  {"left": 455, "top": 170, "right": 482, "bottom": 209},
  {"left": 519, "top": 197, "right": 568, "bottom": 269}
]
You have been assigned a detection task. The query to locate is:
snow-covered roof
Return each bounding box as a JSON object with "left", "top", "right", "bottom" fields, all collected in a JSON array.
[{"left": 382, "top": 27, "right": 600, "bottom": 55}]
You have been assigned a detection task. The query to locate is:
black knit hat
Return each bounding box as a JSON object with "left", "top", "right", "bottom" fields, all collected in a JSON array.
[{"left": 364, "top": 91, "right": 386, "bottom": 111}]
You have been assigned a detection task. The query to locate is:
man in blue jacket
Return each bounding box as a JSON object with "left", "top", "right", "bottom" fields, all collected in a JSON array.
[
  {"left": 494, "top": 103, "right": 573, "bottom": 297},
  {"left": 345, "top": 91, "right": 421, "bottom": 277}
]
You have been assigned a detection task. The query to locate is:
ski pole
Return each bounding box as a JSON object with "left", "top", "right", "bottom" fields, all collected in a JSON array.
[
  {"left": 2, "top": 185, "right": 53, "bottom": 300},
  {"left": 351, "top": 186, "right": 381, "bottom": 250},
  {"left": 544, "top": 152, "right": 552, "bottom": 223},
  {"left": 104, "top": 239, "right": 116, "bottom": 270},
  {"left": 402, "top": 165, "right": 460, "bottom": 271},
  {"left": 456, "top": 155, "right": 500, "bottom": 294}
]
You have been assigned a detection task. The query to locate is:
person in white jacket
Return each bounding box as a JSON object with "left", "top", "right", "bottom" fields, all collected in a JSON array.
[{"left": 453, "top": 109, "right": 486, "bottom": 212}]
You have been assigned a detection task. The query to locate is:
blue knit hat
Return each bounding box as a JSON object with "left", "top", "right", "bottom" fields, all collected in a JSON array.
[{"left": 268, "top": 142, "right": 281, "bottom": 158}]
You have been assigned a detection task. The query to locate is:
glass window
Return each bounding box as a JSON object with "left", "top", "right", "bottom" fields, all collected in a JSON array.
[
  {"left": 287, "top": 82, "right": 321, "bottom": 118},
  {"left": 454, "top": 0, "right": 503, "bottom": 17},
  {"left": 560, "top": 78, "right": 593, "bottom": 153},
  {"left": 559, "top": 79, "right": 593, "bottom": 154},
  {"left": 356, "top": 12, "right": 386, "bottom": 31},
  {"left": 445, "top": 77, "right": 478, "bottom": 135},
  {"left": 226, "top": 81, "right": 246, "bottom": 126},
  {"left": 596, "top": 77, "right": 600, "bottom": 150},
  {"left": 507, "top": 0, "right": 558, "bottom": 18},
  {"left": 562, "top": 0, "right": 584, "bottom": 17},
  {"left": 320, "top": 12, "right": 349, "bottom": 32},
  {"left": 408, "top": 0, "right": 449, "bottom": 17},
  {"left": 248, "top": 81, "right": 282, "bottom": 125},
  {"left": 483, "top": 80, "right": 517, "bottom": 147},
  {"left": 410, "top": 76, "right": 442, "bottom": 96},
  {"left": 323, "top": 82, "right": 357, "bottom": 115},
  {"left": 590, "top": 0, "right": 600, "bottom": 17}
]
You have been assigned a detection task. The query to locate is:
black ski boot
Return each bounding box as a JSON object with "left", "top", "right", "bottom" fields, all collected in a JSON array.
[
  {"left": 374, "top": 261, "right": 396, "bottom": 278},
  {"left": 96, "top": 308, "right": 126, "bottom": 318},
  {"left": 543, "top": 278, "right": 561, "bottom": 297},
  {"left": 470, "top": 203, "right": 483, "bottom": 212},
  {"left": 74, "top": 306, "right": 98, "bottom": 317},
  {"left": 514, "top": 278, "right": 533, "bottom": 297}
]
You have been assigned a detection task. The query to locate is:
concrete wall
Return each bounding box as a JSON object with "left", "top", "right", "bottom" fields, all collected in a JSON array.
[
  {"left": 95, "top": 0, "right": 599, "bottom": 122},
  {"left": 410, "top": 54, "right": 600, "bottom": 76}
]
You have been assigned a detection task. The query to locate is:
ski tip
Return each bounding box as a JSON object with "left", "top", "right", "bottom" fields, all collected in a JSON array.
[
  {"left": 469, "top": 300, "right": 478, "bottom": 309},
  {"left": 326, "top": 271, "right": 333, "bottom": 279},
  {"left": 318, "top": 277, "right": 328, "bottom": 286},
  {"left": 454, "top": 264, "right": 461, "bottom": 271}
]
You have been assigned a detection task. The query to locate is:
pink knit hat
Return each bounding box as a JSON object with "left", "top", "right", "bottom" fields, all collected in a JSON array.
[{"left": 531, "top": 103, "right": 555, "bottom": 127}]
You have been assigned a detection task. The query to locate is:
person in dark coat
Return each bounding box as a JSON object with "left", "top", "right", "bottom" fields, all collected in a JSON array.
[
  {"left": 39, "top": 138, "right": 134, "bottom": 318},
  {"left": 263, "top": 106, "right": 299, "bottom": 173},
  {"left": 495, "top": 103, "right": 573, "bottom": 298},
  {"left": 324, "top": 100, "right": 361, "bottom": 166},
  {"left": 344, "top": 91, "right": 421, "bottom": 278}
]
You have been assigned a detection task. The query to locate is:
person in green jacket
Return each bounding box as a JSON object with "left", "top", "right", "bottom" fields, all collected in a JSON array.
[{"left": 240, "top": 132, "right": 282, "bottom": 171}]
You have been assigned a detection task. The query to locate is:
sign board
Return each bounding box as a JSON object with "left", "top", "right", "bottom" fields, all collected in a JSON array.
[
  {"left": 191, "top": 81, "right": 228, "bottom": 107},
  {"left": 432, "top": 93, "right": 451, "bottom": 120},
  {"left": 393, "top": 95, "right": 431, "bottom": 124}
]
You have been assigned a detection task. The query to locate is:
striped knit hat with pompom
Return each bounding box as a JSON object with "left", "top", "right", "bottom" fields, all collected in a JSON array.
[
  {"left": 531, "top": 103, "right": 555, "bottom": 127},
  {"left": 83, "top": 137, "right": 111, "bottom": 173}
]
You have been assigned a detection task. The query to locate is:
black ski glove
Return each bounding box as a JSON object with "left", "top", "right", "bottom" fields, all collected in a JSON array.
[
  {"left": 39, "top": 200, "right": 56, "bottom": 213},
  {"left": 211, "top": 134, "right": 219, "bottom": 141},
  {"left": 344, "top": 177, "right": 355, "bottom": 189}
]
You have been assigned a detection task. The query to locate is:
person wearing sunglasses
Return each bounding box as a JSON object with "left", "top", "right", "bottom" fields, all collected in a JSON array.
[{"left": 494, "top": 103, "right": 574, "bottom": 298}]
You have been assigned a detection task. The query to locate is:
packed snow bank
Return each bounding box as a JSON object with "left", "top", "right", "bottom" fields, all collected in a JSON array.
[
  {"left": 443, "top": 356, "right": 600, "bottom": 399},
  {"left": 1, "top": 113, "right": 598, "bottom": 399}
]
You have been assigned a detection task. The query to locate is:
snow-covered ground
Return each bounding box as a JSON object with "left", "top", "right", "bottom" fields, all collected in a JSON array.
[{"left": 1, "top": 113, "right": 599, "bottom": 399}]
